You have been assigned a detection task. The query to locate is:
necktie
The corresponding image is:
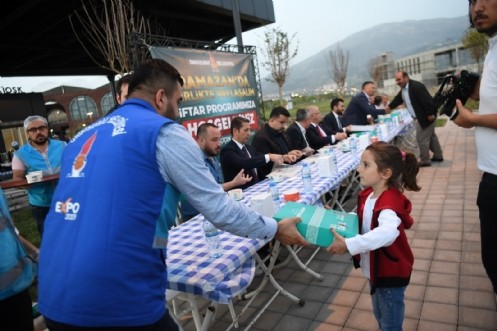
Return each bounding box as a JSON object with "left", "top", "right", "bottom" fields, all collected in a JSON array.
[
  {"left": 241, "top": 146, "right": 258, "bottom": 183},
  {"left": 316, "top": 125, "right": 326, "bottom": 138},
  {"left": 337, "top": 116, "right": 343, "bottom": 130}
]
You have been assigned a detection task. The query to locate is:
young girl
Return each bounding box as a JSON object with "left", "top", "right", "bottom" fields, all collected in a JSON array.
[{"left": 327, "top": 141, "right": 420, "bottom": 331}]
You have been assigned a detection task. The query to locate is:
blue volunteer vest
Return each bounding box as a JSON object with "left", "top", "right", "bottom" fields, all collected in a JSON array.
[
  {"left": 38, "top": 99, "right": 175, "bottom": 327},
  {"left": 16, "top": 139, "right": 65, "bottom": 206}
]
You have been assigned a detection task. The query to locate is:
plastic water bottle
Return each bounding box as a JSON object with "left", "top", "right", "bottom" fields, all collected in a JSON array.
[
  {"left": 301, "top": 162, "right": 313, "bottom": 193},
  {"left": 329, "top": 147, "right": 338, "bottom": 170},
  {"left": 202, "top": 219, "right": 222, "bottom": 258},
  {"left": 349, "top": 136, "right": 358, "bottom": 157},
  {"left": 269, "top": 179, "right": 281, "bottom": 207}
]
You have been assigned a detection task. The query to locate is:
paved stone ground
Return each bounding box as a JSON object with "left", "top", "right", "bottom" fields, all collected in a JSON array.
[{"left": 175, "top": 121, "right": 497, "bottom": 331}]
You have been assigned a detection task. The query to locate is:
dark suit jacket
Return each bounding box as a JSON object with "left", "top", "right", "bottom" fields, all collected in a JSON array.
[
  {"left": 220, "top": 140, "right": 266, "bottom": 189},
  {"left": 252, "top": 123, "right": 291, "bottom": 178},
  {"left": 322, "top": 112, "right": 345, "bottom": 136},
  {"left": 341, "top": 92, "right": 386, "bottom": 126},
  {"left": 285, "top": 122, "right": 308, "bottom": 151},
  {"left": 306, "top": 124, "right": 333, "bottom": 150},
  {"left": 389, "top": 79, "right": 435, "bottom": 129}
]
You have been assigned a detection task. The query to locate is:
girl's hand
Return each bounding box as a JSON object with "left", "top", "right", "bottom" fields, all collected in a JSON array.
[{"left": 326, "top": 228, "right": 348, "bottom": 255}]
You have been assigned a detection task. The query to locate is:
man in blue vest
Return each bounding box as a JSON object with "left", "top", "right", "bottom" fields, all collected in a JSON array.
[
  {"left": 38, "top": 59, "right": 308, "bottom": 330},
  {"left": 12, "top": 115, "right": 65, "bottom": 238}
]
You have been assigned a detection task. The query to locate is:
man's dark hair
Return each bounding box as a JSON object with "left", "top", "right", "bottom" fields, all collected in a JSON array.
[
  {"left": 127, "top": 59, "right": 184, "bottom": 98},
  {"left": 295, "top": 108, "right": 310, "bottom": 122},
  {"left": 230, "top": 116, "right": 250, "bottom": 135},
  {"left": 330, "top": 98, "right": 344, "bottom": 110},
  {"left": 361, "top": 81, "right": 374, "bottom": 90},
  {"left": 269, "top": 106, "right": 291, "bottom": 119},
  {"left": 373, "top": 95, "right": 383, "bottom": 106},
  {"left": 116, "top": 74, "right": 132, "bottom": 96},
  {"left": 197, "top": 123, "right": 218, "bottom": 138}
]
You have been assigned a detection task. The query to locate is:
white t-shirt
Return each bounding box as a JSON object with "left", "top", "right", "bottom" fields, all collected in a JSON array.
[{"left": 476, "top": 34, "right": 497, "bottom": 175}]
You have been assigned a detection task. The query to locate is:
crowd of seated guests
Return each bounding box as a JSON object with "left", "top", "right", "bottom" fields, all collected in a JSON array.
[{"left": 181, "top": 87, "right": 391, "bottom": 221}]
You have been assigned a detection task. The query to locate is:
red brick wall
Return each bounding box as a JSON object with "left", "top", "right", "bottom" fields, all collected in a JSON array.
[{"left": 43, "top": 84, "right": 114, "bottom": 137}]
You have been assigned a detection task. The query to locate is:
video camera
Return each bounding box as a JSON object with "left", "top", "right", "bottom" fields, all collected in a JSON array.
[{"left": 433, "top": 70, "right": 479, "bottom": 120}]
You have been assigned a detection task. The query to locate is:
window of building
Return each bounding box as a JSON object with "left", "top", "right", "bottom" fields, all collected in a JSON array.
[
  {"left": 101, "top": 92, "right": 116, "bottom": 115},
  {"left": 69, "top": 96, "right": 97, "bottom": 121}
]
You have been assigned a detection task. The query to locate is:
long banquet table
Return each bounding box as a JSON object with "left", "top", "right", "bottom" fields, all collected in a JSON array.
[{"left": 166, "top": 113, "right": 413, "bottom": 330}]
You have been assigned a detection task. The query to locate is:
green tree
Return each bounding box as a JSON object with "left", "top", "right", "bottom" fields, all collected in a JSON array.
[
  {"left": 260, "top": 27, "right": 299, "bottom": 105},
  {"left": 462, "top": 28, "right": 488, "bottom": 73}
]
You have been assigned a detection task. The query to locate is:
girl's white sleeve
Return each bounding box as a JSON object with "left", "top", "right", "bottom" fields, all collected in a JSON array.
[{"left": 345, "top": 209, "right": 401, "bottom": 256}]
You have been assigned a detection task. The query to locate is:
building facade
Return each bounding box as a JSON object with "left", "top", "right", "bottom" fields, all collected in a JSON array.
[
  {"left": 376, "top": 42, "right": 479, "bottom": 96},
  {"left": 42, "top": 84, "right": 115, "bottom": 141}
]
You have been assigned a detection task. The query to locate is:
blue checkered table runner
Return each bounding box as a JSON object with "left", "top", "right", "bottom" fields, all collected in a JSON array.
[
  {"left": 167, "top": 218, "right": 267, "bottom": 304},
  {"left": 166, "top": 117, "right": 412, "bottom": 305}
]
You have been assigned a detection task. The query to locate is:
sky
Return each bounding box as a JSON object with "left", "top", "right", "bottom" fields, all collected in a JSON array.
[{"left": 0, "top": 0, "right": 469, "bottom": 93}]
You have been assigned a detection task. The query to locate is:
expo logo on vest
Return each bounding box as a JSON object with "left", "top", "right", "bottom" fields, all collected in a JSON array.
[{"left": 55, "top": 198, "right": 80, "bottom": 221}]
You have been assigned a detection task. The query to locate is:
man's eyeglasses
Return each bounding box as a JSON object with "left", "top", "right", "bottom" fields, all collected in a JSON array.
[{"left": 27, "top": 125, "right": 48, "bottom": 134}]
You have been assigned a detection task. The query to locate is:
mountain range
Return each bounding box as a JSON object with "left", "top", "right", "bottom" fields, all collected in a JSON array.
[{"left": 260, "top": 15, "right": 469, "bottom": 96}]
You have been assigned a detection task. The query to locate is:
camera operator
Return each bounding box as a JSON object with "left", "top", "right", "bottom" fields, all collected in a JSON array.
[{"left": 454, "top": 0, "right": 497, "bottom": 298}]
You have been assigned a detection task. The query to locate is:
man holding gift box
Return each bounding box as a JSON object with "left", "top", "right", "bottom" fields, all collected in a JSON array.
[{"left": 38, "top": 59, "right": 308, "bottom": 331}]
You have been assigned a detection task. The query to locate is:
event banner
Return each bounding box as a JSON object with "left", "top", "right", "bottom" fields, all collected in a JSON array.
[{"left": 150, "top": 47, "right": 261, "bottom": 143}]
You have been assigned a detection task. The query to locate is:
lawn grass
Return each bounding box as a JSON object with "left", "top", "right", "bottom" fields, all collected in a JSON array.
[{"left": 13, "top": 207, "right": 41, "bottom": 247}]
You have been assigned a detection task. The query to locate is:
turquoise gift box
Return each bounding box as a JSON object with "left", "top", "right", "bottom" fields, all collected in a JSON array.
[{"left": 273, "top": 202, "right": 359, "bottom": 247}]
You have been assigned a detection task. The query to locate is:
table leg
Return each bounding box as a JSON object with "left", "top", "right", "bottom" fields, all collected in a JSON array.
[
  {"left": 243, "top": 241, "right": 305, "bottom": 306},
  {"left": 285, "top": 245, "right": 324, "bottom": 281}
]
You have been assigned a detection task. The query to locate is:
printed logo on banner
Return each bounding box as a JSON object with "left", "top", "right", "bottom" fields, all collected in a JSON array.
[{"left": 149, "top": 46, "right": 263, "bottom": 143}]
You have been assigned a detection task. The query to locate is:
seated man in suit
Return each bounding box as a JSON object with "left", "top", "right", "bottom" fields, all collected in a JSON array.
[
  {"left": 252, "top": 106, "right": 300, "bottom": 178},
  {"left": 180, "top": 123, "right": 253, "bottom": 221},
  {"left": 220, "top": 117, "right": 285, "bottom": 189},
  {"left": 306, "top": 105, "right": 347, "bottom": 150},
  {"left": 340, "top": 81, "right": 387, "bottom": 126},
  {"left": 322, "top": 98, "right": 350, "bottom": 136},
  {"left": 286, "top": 108, "right": 315, "bottom": 156}
]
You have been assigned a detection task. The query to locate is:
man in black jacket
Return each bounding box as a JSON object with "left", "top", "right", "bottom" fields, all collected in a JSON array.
[
  {"left": 388, "top": 70, "right": 444, "bottom": 167},
  {"left": 220, "top": 117, "right": 285, "bottom": 189},
  {"left": 322, "top": 98, "right": 350, "bottom": 136},
  {"left": 252, "top": 107, "right": 300, "bottom": 178},
  {"left": 341, "top": 81, "right": 386, "bottom": 126},
  {"left": 286, "top": 108, "right": 314, "bottom": 154}
]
